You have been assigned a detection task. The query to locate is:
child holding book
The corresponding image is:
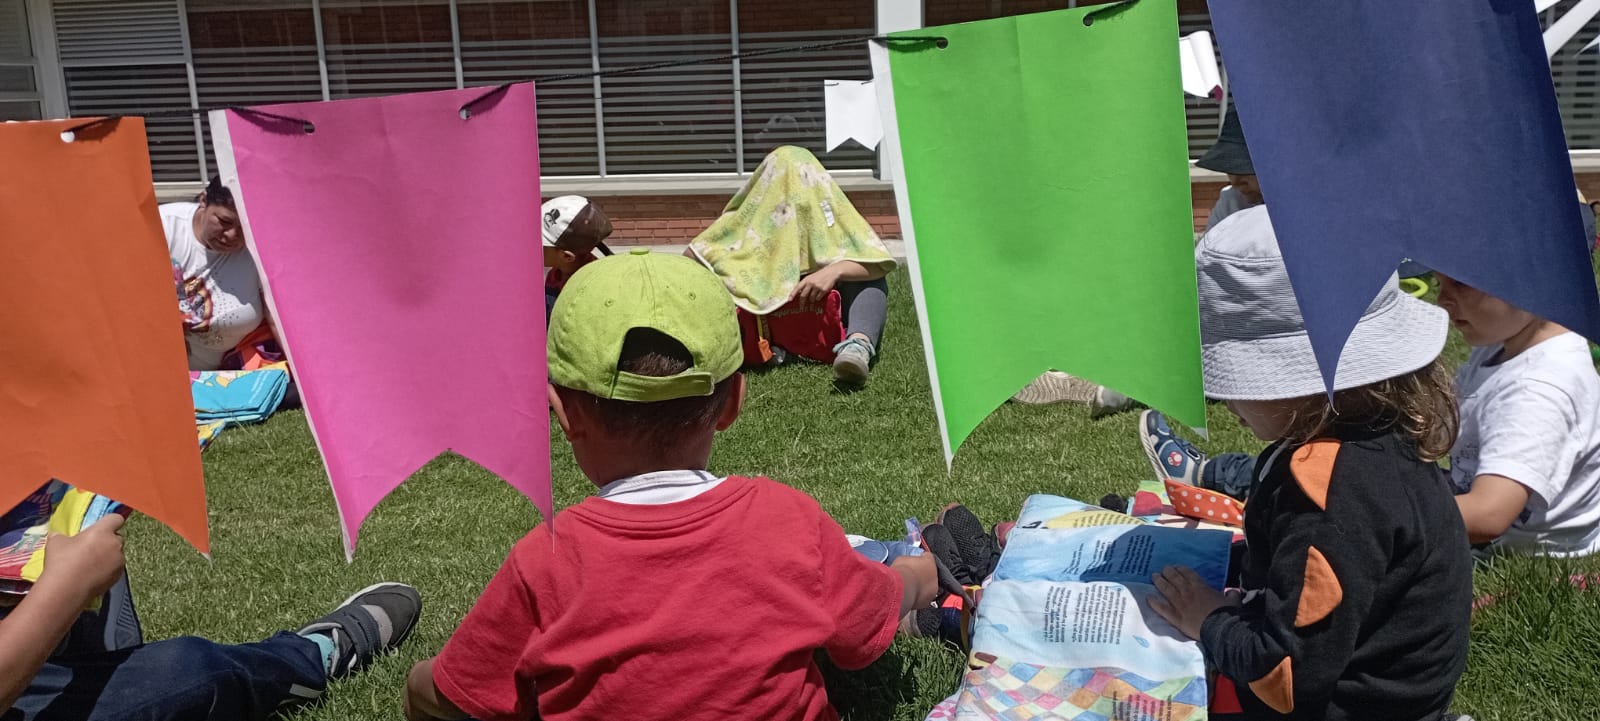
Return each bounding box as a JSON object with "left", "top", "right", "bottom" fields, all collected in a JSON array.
[
  {"left": 1147, "top": 208, "right": 1472, "bottom": 720},
  {"left": 1140, "top": 269, "right": 1600, "bottom": 558},
  {"left": 403, "top": 249, "right": 938, "bottom": 721},
  {"left": 0, "top": 513, "right": 421, "bottom": 720}
]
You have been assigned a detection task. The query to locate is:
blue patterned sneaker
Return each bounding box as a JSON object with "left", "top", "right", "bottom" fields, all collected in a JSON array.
[{"left": 1138, "top": 410, "right": 1207, "bottom": 486}]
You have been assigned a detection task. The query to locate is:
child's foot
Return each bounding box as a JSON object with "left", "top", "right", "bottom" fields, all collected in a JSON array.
[
  {"left": 903, "top": 606, "right": 968, "bottom": 650},
  {"left": 1139, "top": 410, "right": 1207, "bottom": 486},
  {"left": 1089, "top": 386, "right": 1138, "bottom": 418},
  {"left": 297, "top": 582, "right": 421, "bottom": 678},
  {"left": 1011, "top": 371, "right": 1099, "bottom": 405},
  {"left": 936, "top": 504, "right": 1000, "bottom": 581},
  {"left": 832, "top": 336, "right": 874, "bottom": 386}
]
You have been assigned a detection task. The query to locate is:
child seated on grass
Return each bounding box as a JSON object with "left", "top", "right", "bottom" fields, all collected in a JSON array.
[
  {"left": 1140, "top": 271, "right": 1600, "bottom": 559},
  {"left": 1147, "top": 208, "right": 1472, "bottom": 720},
  {"left": 0, "top": 512, "right": 421, "bottom": 721},
  {"left": 403, "top": 249, "right": 938, "bottom": 721},
  {"left": 1436, "top": 273, "right": 1600, "bottom": 557}
]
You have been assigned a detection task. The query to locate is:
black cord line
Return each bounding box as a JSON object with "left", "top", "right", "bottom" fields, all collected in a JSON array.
[
  {"left": 1084, "top": 0, "right": 1140, "bottom": 26},
  {"left": 53, "top": 33, "right": 948, "bottom": 133},
  {"left": 458, "top": 34, "right": 946, "bottom": 117}
]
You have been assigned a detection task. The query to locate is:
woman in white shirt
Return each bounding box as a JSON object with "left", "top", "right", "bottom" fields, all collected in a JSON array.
[{"left": 161, "top": 178, "right": 265, "bottom": 371}]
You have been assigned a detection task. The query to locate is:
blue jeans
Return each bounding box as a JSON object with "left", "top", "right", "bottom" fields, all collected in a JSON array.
[
  {"left": 9, "top": 632, "right": 327, "bottom": 721},
  {"left": 1203, "top": 452, "right": 1258, "bottom": 501}
]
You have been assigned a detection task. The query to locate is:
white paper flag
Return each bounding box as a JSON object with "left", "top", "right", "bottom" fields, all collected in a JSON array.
[
  {"left": 1545, "top": 0, "right": 1600, "bottom": 57},
  {"left": 824, "top": 79, "right": 883, "bottom": 151},
  {"left": 1179, "top": 31, "right": 1222, "bottom": 99}
]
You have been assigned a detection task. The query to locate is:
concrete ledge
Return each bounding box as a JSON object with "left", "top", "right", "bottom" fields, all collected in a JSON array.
[
  {"left": 154, "top": 154, "right": 1600, "bottom": 204},
  {"left": 613, "top": 239, "right": 908, "bottom": 262},
  {"left": 157, "top": 167, "right": 1226, "bottom": 203}
]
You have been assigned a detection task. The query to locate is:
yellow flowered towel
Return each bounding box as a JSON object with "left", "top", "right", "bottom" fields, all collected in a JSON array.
[{"left": 689, "top": 146, "right": 896, "bottom": 314}]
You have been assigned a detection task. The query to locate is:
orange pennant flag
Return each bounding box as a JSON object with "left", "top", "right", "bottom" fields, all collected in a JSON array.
[{"left": 0, "top": 118, "right": 209, "bottom": 553}]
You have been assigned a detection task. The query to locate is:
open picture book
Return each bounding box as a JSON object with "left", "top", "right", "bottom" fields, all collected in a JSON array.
[{"left": 932, "top": 494, "right": 1233, "bottom": 721}]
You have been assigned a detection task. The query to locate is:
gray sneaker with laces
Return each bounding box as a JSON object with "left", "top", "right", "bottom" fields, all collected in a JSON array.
[{"left": 832, "top": 337, "right": 874, "bottom": 386}]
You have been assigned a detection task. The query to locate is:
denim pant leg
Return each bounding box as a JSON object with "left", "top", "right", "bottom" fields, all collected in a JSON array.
[
  {"left": 836, "top": 277, "right": 889, "bottom": 349},
  {"left": 12, "top": 632, "right": 327, "bottom": 721},
  {"left": 1201, "top": 452, "right": 1258, "bottom": 502}
]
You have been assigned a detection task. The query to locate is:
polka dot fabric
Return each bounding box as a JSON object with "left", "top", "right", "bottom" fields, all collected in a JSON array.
[{"left": 1164, "top": 479, "right": 1246, "bottom": 528}]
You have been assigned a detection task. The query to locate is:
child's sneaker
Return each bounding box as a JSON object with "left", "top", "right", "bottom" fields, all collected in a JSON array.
[
  {"left": 922, "top": 523, "right": 979, "bottom": 588},
  {"left": 1011, "top": 371, "right": 1098, "bottom": 405},
  {"left": 936, "top": 504, "right": 1000, "bottom": 581},
  {"left": 1089, "top": 386, "right": 1139, "bottom": 418},
  {"left": 1139, "top": 410, "right": 1207, "bottom": 486},
  {"left": 297, "top": 582, "right": 421, "bottom": 677},
  {"left": 832, "top": 337, "right": 874, "bottom": 386}
]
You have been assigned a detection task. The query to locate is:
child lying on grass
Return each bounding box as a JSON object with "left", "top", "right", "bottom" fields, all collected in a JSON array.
[
  {"left": 1147, "top": 207, "right": 1472, "bottom": 721},
  {"left": 403, "top": 250, "right": 937, "bottom": 721}
]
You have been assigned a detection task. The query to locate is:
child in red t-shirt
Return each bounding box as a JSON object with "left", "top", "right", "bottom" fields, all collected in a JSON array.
[{"left": 403, "top": 250, "right": 938, "bottom": 721}]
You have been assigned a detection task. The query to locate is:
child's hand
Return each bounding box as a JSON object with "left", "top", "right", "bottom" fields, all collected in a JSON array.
[
  {"left": 790, "top": 265, "right": 841, "bottom": 306},
  {"left": 35, "top": 515, "right": 127, "bottom": 606},
  {"left": 1149, "top": 565, "right": 1232, "bottom": 640}
]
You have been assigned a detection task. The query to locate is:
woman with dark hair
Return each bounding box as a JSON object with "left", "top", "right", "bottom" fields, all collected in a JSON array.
[{"left": 161, "top": 177, "right": 265, "bottom": 371}]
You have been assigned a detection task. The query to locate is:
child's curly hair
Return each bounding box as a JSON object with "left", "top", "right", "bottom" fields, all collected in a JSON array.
[{"left": 1280, "top": 359, "right": 1459, "bottom": 461}]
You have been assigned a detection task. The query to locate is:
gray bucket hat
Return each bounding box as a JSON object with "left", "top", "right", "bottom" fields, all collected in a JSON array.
[{"left": 1196, "top": 206, "right": 1448, "bottom": 400}]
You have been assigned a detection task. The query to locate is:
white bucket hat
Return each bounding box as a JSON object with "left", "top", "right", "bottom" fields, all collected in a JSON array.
[{"left": 1197, "top": 206, "right": 1448, "bottom": 401}]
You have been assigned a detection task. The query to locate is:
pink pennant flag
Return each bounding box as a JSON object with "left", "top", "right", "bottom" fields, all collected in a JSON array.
[{"left": 210, "top": 85, "right": 548, "bottom": 557}]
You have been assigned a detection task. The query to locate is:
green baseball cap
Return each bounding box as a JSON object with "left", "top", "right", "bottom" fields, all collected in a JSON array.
[{"left": 548, "top": 248, "right": 742, "bottom": 402}]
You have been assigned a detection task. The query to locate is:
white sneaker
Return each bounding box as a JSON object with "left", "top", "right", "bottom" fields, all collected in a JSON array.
[
  {"left": 832, "top": 337, "right": 874, "bottom": 386},
  {"left": 1090, "top": 386, "right": 1138, "bottom": 418}
]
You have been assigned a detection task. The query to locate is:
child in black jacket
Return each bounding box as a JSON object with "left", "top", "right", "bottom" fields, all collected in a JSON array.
[{"left": 1149, "top": 207, "right": 1473, "bottom": 721}]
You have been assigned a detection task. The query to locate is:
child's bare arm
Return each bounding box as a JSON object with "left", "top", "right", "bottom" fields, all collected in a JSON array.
[
  {"left": 403, "top": 658, "right": 467, "bottom": 721},
  {"left": 1455, "top": 474, "right": 1532, "bottom": 544},
  {"left": 891, "top": 553, "right": 938, "bottom": 617},
  {"left": 0, "top": 516, "right": 127, "bottom": 710}
]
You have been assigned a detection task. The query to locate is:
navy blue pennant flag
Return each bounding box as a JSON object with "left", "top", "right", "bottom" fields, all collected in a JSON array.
[{"left": 1209, "top": 0, "right": 1600, "bottom": 390}]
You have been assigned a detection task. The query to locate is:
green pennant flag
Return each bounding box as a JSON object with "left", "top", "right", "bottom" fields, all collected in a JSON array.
[{"left": 869, "top": 1, "right": 1206, "bottom": 464}]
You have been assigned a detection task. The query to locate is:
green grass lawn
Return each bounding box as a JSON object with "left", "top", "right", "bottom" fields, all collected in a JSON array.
[{"left": 123, "top": 269, "right": 1600, "bottom": 720}]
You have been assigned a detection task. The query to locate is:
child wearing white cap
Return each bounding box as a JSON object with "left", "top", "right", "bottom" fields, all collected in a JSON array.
[
  {"left": 1147, "top": 207, "right": 1471, "bottom": 721},
  {"left": 541, "top": 195, "right": 614, "bottom": 320}
]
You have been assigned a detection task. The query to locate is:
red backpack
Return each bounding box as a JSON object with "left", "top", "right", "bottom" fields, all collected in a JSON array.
[{"left": 737, "top": 290, "right": 845, "bottom": 366}]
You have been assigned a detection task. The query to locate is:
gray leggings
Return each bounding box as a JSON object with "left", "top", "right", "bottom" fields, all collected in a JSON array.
[{"left": 837, "top": 277, "right": 889, "bottom": 349}]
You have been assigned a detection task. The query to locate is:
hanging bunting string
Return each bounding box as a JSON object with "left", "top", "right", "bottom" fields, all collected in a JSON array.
[
  {"left": 63, "top": 34, "right": 949, "bottom": 135},
  {"left": 459, "top": 34, "right": 945, "bottom": 117}
]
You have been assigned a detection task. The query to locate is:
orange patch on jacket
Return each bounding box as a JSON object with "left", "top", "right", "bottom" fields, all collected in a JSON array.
[
  {"left": 1248, "top": 656, "right": 1295, "bottom": 714},
  {"left": 1290, "top": 439, "right": 1340, "bottom": 510},
  {"left": 1296, "top": 545, "right": 1343, "bottom": 627}
]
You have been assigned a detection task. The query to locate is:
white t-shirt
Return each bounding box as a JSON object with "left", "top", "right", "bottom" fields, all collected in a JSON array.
[
  {"left": 596, "top": 469, "right": 724, "bottom": 505},
  {"left": 1204, "top": 186, "right": 1259, "bottom": 232},
  {"left": 1451, "top": 332, "right": 1600, "bottom": 557},
  {"left": 161, "top": 202, "right": 264, "bottom": 370}
]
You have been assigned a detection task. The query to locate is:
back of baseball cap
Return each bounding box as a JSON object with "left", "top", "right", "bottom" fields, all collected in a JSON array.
[
  {"left": 541, "top": 195, "right": 614, "bottom": 255},
  {"left": 548, "top": 249, "right": 741, "bottom": 402}
]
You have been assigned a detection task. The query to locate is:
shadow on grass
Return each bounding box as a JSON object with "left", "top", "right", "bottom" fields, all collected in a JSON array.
[{"left": 819, "top": 643, "right": 960, "bottom": 721}]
